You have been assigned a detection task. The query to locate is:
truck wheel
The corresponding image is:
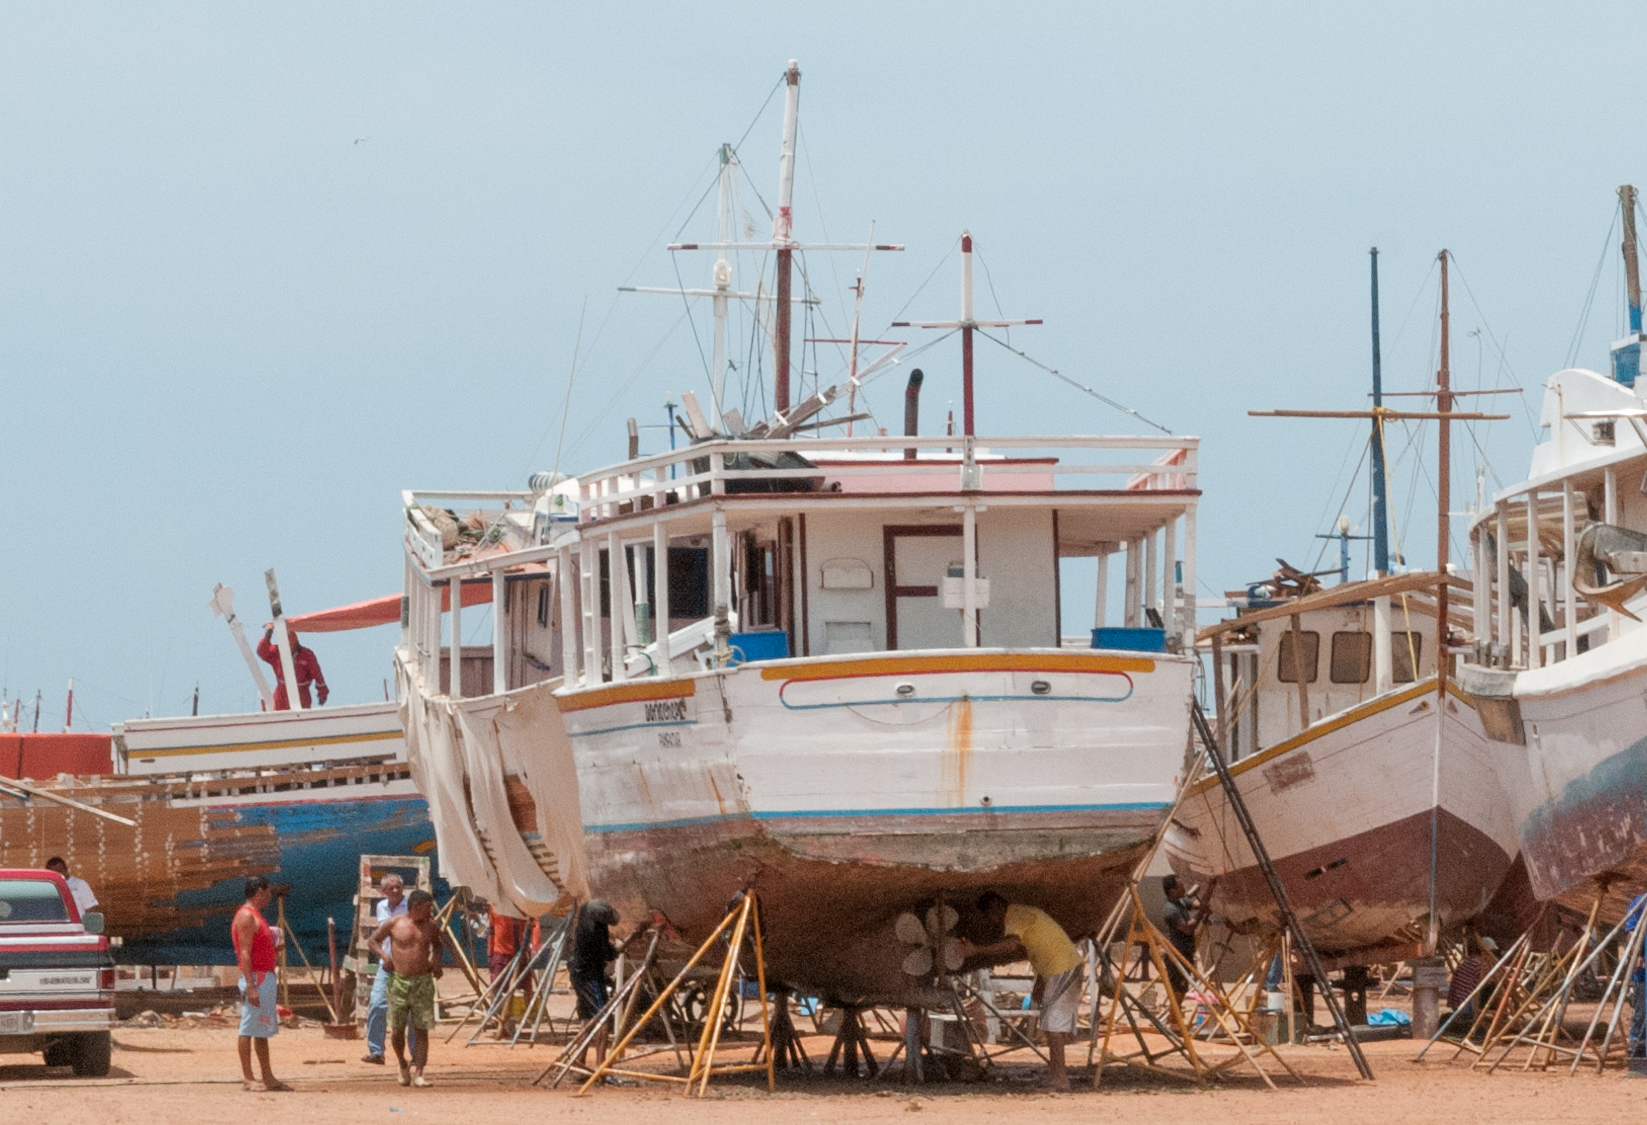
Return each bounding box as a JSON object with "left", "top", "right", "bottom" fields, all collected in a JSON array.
[
  {"left": 70, "top": 1032, "right": 112, "bottom": 1077},
  {"left": 42, "top": 1038, "right": 74, "bottom": 1068}
]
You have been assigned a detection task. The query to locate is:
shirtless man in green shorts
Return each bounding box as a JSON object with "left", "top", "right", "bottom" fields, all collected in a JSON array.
[{"left": 368, "top": 888, "right": 444, "bottom": 1087}]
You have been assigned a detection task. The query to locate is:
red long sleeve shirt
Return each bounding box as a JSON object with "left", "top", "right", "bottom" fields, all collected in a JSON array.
[{"left": 256, "top": 632, "right": 327, "bottom": 710}]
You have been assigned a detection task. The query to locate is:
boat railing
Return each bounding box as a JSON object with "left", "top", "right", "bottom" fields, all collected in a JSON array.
[
  {"left": 571, "top": 433, "right": 1198, "bottom": 525},
  {"left": 1468, "top": 470, "right": 1613, "bottom": 672}
]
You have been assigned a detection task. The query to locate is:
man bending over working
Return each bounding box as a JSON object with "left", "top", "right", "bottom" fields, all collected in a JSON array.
[
  {"left": 369, "top": 888, "right": 444, "bottom": 1088},
  {"left": 955, "top": 891, "right": 1085, "bottom": 1091}
]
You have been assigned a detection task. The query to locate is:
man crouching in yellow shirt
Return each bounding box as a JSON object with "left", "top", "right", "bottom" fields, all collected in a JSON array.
[{"left": 954, "top": 891, "right": 1084, "bottom": 1091}]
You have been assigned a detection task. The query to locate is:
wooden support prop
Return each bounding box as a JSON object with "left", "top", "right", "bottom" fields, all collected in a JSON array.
[{"left": 571, "top": 893, "right": 775, "bottom": 1097}]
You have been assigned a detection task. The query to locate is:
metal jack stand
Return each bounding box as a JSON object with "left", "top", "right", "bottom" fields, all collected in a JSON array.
[{"left": 1191, "top": 701, "right": 1374, "bottom": 1080}]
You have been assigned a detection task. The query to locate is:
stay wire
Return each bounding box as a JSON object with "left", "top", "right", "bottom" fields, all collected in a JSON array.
[
  {"left": 1566, "top": 203, "right": 1620, "bottom": 369},
  {"left": 974, "top": 330, "right": 1174, "bottom": 435}
]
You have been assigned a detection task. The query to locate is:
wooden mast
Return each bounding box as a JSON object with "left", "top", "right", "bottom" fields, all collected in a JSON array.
[
  {"left": 773, "top": 61, "right": 800, "bottom": 414},
  {"left": 1436, "top": 249, "right": 1451, "bottom": 697}
]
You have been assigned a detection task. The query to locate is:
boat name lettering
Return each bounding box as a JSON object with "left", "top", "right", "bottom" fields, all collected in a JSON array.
[
  {"left": 39, "top": 975, "right": 93, "bottom": 986},
  {"left": 643, "top": 699, "right": 689, "bottom": 723}
]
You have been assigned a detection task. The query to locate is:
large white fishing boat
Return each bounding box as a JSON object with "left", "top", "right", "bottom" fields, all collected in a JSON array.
[
  {"left": 394, "top": 61, "right": 1205, "bottom": 1006},
  {"left": 1461, "top": 186, "right": 1647, "bottom": 924},
  {"left": 1165, "top": 249, "right": 1525, "bottom": 967}
]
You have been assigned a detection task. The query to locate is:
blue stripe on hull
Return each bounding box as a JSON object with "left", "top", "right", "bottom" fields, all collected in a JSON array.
[{"left": 116, "top": 796, "right": 442, "bottom": 967}]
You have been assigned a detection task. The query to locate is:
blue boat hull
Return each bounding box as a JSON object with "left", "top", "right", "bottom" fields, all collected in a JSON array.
[{"left": 116, "top": 794, "right": 443, "bottom": 967}]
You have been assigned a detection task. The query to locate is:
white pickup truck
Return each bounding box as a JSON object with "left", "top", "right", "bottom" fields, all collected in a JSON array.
[{"left": 0, "top": 868, "right": 114, "bottom": 1076}]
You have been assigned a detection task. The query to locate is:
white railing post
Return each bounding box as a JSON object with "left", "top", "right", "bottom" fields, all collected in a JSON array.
[
  {"left": 1180, "top": 506, "right": 1196, "bottom": 641},
  {"left": 581, "top": 538, "right": 601, "bottom": 682},
  {"left": 1606, "top": 467, "right": 1620, "bottom": 639},
  {"left": 1527, "top": 492, "right": 1542, "bottom": 669},
  {"left": 1495, "top": 502, "right": 1511, "bottom": 664},
  {"left": 962, "top": 502, "right": 980, "bottom": 647},
  {"left": 1161, "top": 516, "right": 1177, "bottom": 643},
  {"left": 653, "top": 521, "right": 671, "bottom": 675},
  {"left": 448, "top": 580, "right": 463, "bottom": 699},
  {"left": 608, "top": 531, "right": 628, "bottom": 683},
  {"left": 1094, "top": 546, "right": 1110, "bottom": 631},
  {"left": 492, "top": 569, "right": 508, "bottom": 695},
  {"left": 559, "top": 547, "right": 578, "bottom": 686},
  {"left": 1561, "top": 487, "right": 1577, "bottom": 662}
]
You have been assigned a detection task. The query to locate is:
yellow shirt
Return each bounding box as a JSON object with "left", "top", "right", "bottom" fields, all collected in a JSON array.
[{"left": 1003, "top": 904, "right": 1083, "bottom": 977}]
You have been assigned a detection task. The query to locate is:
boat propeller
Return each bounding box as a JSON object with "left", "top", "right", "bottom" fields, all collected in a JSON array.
[{"left": 895, "top": 903, "right": 962, "bottom": 977}]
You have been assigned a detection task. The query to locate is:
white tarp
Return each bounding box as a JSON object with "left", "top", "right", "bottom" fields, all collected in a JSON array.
[{"left": 397, "top": 654, "right": 587, "bottom": 917}]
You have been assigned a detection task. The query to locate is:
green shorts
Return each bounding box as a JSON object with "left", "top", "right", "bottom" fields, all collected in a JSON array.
[{"left": 387, "top": 971, "right": 436, "bottom": 1031}]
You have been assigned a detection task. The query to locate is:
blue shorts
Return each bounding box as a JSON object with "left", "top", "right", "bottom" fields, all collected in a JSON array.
[
  {"left": 573, "top": 973, "right": 608, "bottom": 1020},
  {"left": 239, "top": 971, "right": 279, "bottom": 1039}
]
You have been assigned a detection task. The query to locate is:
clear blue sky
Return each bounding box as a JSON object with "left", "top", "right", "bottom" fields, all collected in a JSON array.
[{"left": 0, "top": 3, "right": 1632, "bottom": 725}]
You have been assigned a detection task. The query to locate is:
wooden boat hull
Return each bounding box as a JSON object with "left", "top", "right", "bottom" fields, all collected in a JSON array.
[
  {"left": 3, "top": 704, "right": 439, "bottom": 965},
  {"left": 1163, "top": 680, "right": 1520, "bottom": 963},
  {"left": 1503, "top": 637, "right": 1647, "bottom": 921},
  {"left": 561, "top": 647, "right": 1193, "bottom": 1005}
]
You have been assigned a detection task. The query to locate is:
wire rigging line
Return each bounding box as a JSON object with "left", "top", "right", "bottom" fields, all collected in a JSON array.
[
  {"left": 973, "top": 330, "right": 1174, "bottom": 435},
  {"left": 1566, "top": 203, "right": 1621, "bottom": 370},
  {"left": 882, "top": 238, "right": 959, "bottom": 330},
  {"left": 670, "top": 252, "right": 713, "bottom": 384}
]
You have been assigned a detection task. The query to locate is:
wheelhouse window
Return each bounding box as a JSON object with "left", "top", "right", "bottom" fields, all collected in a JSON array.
[
  {"left": 1277, "top": 630, "right": 1320, "bottom": 684},
  {"left": 1330, "top": 632, "right": 1372, "bottom": 684}
]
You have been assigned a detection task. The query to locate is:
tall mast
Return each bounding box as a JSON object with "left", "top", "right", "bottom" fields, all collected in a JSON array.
[
  {"left": 961, "top": 232, "right": 976, "bottom": 435},
  {"left": 894, "top": 231, "right": 1041, "bottom": 436},
  {"left": 1370, "top": 248, "right": 1390, "bottom": 577},
  {"left": 1436, "top": 249, "right": 1451, "bottom": 695},
  {"left": 772, "top": 60, "right": 800, "bottom": 414},
  {"left": 710, "top": 143, "right": 733, "bottom": 426},
  {"left": 1624, "top": 185, "right": 1642, "bottom": 335}
]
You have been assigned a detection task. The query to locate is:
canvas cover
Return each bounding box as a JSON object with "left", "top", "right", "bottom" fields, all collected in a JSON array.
[{"left": 398, "top": 657, "right": 586, "bottom": 917}]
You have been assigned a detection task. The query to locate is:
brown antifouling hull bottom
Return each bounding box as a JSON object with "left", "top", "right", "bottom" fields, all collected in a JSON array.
[
  {"left": 1175, "top": 806, "right": 1514, "bottom": 966},
  {"left": 590, "top": 822, "right": 1154, "bottom": 1007}
]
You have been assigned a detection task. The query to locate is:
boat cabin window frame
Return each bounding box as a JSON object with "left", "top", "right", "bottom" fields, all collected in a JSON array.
[
  {"left": 1329, "top": 631, "right": 1372, "bottom": 684},
  {"left": 1277, "top": 630, "right": 1320, "bottom": 684}
]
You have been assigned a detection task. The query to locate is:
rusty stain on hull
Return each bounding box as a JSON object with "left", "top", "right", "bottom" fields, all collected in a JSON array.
[{"left": 942, "top": 697, "right": 973, "bottom": 806}]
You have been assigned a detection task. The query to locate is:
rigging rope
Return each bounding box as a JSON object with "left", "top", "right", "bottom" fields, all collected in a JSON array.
[{"left": 974, "top": 329, "right": 1174, "bottom": 435}]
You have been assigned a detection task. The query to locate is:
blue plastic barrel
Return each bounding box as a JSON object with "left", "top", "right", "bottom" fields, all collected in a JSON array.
[
  {"left": 729, "top": 630, "right": 790, "bottom": 664},
  {"left": 1091, "top": 626, "right": 1167, "bottom": 653}
]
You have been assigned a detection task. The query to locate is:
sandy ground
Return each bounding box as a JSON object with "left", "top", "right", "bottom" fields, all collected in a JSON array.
[{"left": 3, "top": 1019, "right": 1645, "bottom": 1125}]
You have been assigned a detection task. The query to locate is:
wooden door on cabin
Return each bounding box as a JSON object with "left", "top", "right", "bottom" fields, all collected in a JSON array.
[{"left": 884, "top": 526, "right": 966, "bottom": 650}]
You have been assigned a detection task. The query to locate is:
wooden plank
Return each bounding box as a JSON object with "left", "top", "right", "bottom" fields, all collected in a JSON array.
[{"left": 1197, "top": 570, "right": 1470, "bottom": 641}]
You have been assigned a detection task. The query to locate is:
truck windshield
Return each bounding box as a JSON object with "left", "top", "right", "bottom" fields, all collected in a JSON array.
[{"left": 0, "top": 879, "right": 70, "bottom": 923}]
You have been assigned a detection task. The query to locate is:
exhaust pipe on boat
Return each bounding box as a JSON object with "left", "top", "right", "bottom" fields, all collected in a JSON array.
[{"left": 903, "top": 368, "right": 923, "bottom": 461}]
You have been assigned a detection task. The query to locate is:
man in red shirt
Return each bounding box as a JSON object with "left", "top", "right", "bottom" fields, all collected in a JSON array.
[
  {"left": 232, "top": 875, "right": 291, "bottom": 1092},
  {"left": 257, "top": 625, "right": 329, "bottom": 710}
]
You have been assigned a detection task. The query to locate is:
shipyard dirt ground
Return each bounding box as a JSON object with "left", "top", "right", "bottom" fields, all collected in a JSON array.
[{"left": 2, "top": 1026, "right": 1644, "bottom": 1123}]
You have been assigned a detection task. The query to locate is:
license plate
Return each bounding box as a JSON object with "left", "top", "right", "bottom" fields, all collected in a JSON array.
[{"left": 0, "top": 1011, "right": 31, "bottom": 1034}]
